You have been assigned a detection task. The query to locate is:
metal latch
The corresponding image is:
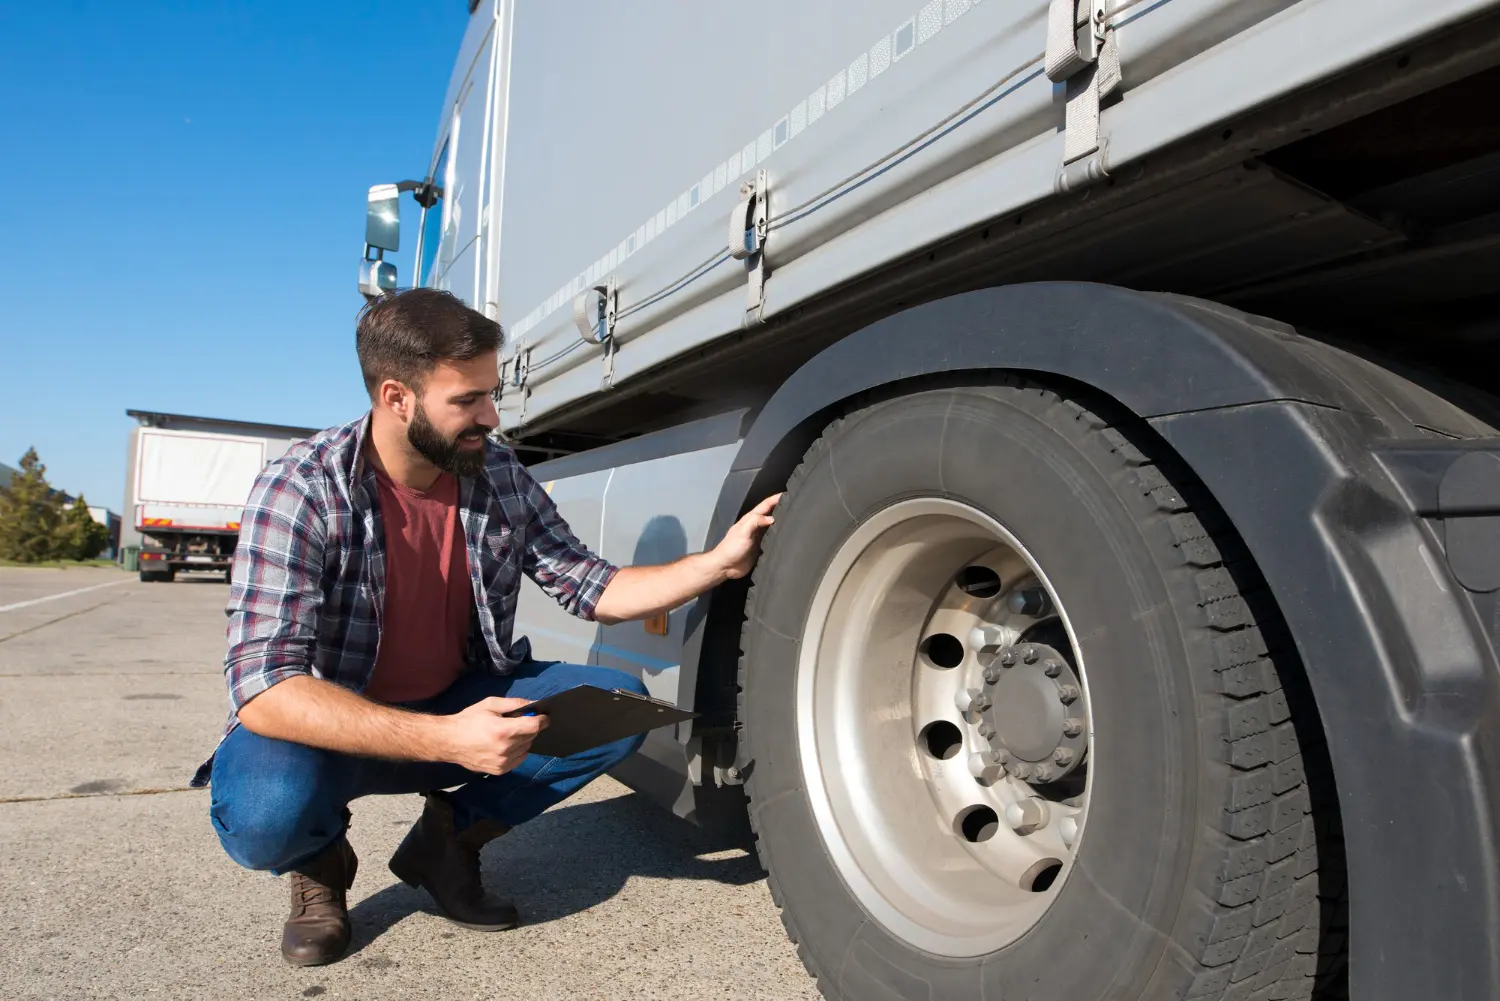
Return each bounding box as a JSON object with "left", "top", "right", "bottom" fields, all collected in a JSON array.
[
  {"left": 728, "top": 169, "right": 769, "bottom": 313},
  {"left": 1044, "top": 0, "right": 1121, "bottom": 191},
  {"left": 509, "top": 345, "right": 532, "bottom": 388},
  {"left": 506, "top": 344, "right": 533, "bottom": 422},
  {"left": 572, "top": 278, "right": 617, "bottom": 345},
  {"left": 571, "top": 277, "right": 619, "bottom": 389}
]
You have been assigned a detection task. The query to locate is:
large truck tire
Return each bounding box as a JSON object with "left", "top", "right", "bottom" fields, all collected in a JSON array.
[{"left": 737, "top": 380, "right": 1344, "bottom": 1001}]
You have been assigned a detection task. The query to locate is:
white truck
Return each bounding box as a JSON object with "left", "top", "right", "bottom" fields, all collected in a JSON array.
[
  {"left": 131, "top": 427, "right": 269, "bottom": 581},
  {"left": 358, "top": 3, "right": 1500, "bottom": 999}
]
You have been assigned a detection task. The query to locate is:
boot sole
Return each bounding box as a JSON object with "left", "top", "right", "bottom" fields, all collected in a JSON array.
[{"left": 282, "top": 946, "right": 349, "bottom": 968}]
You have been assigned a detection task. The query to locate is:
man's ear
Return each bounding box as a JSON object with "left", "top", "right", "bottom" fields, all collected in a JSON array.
[{"left": 377, "top": 379, "right": 414, "bottom": 421}]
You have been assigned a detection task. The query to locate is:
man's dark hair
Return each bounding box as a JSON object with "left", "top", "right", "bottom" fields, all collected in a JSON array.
[{"left": 355, "top": 288, "right": 503, "bottom": 395}]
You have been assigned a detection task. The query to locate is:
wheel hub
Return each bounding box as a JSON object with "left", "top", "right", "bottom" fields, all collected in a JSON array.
[
  {"left": 978, "top": 642, "right": 1088, "bottom": 782},
  {"left": 796, "top": 498, "right": 1092, "bottom": 957}
]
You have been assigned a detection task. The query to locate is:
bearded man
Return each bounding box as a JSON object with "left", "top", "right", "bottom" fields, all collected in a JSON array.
[{"left": 195, "top": 288, "right": 779, "bottom": 966}]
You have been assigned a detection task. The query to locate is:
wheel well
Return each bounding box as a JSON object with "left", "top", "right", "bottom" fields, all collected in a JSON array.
[{"left": 714, "top": 370, "right": 1350, "bottom": 993}]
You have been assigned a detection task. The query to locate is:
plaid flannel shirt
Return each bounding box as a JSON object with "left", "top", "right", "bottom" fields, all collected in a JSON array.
[{"left": 190, "top": 414, "right": 618, "bottom": 787}]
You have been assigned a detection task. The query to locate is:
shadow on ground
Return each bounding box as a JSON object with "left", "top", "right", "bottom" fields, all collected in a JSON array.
[{"left": 344, "top": 790, "right": 762, "bottom": 957}]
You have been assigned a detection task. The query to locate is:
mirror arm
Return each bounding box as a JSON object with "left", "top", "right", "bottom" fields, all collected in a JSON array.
[{"left": 395, "top": 179, "right": 444, "bottom": 209}]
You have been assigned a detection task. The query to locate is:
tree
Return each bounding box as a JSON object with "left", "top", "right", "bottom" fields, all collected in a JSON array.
[
  {"left": 0, "top": 448, "right": 65, "bottom": 563},
  {"left": 56, "top": 494, "right": 110, "bottom": 561}
]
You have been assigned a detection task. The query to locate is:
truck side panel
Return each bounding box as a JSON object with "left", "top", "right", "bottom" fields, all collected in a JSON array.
[
  {"left": 516, "top": 441, "right": 739, "bottom": 695},
  {"left": 494, "top": 0, "right": 1498, "bottom": 434},
  {"left": 593, "top": 442, "right": 739, "bottom": 706},
  {"left": 512, "top": 467, "right": 610, "bottom": 666}
]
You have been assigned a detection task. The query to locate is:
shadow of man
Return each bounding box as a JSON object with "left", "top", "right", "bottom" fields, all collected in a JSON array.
[{"left": 345, "top": 789, "right": 761, "bottom": 955}]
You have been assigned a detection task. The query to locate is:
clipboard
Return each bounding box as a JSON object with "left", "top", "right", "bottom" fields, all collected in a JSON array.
[{"left": 501, "top": 684, "right": 699, "bottom": 758}]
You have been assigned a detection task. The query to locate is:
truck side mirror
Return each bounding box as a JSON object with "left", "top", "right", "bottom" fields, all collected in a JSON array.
[
  {"left": 365, "top": 184, "right": 401, "bottom": 251},
  {"left": 359, "top": 183, "right": 401, "bottom": 299}
]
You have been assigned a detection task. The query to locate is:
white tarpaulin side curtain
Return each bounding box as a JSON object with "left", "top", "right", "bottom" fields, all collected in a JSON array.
[{"left": 137, "top": 430, "right": 267, "bottom": 507}]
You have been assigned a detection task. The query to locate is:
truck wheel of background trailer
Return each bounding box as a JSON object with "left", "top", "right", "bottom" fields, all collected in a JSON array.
[{"left": 737, "top": 380, "right": 1342, "bottom": 1001}]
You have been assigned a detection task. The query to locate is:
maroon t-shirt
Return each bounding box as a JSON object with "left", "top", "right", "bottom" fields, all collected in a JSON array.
[{"left": 363, "top": 468, "right": 471, "bottom": 703}]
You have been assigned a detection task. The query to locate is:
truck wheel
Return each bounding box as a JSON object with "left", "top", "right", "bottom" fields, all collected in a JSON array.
[
  {"left": 738, "top": 381, "right": 1340, "bottom": 1001},
  {"left": 139, "top": 570, "right": 163, "bottom": 583}
]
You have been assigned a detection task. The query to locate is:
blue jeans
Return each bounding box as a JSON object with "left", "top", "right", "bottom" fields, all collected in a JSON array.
[{"left": 208, "top": 660, "right": 648, "bottom": 875}]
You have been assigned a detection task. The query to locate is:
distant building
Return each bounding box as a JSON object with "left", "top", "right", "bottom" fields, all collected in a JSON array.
[
  {"left": 88, "top": 506, "right": 122, "bottom": 560},
  {"left": 0, "top": 461, "right": 15, "bottom": 490},
  {"left": 121, "top": 410, "right": 323, "bottom": 555}
]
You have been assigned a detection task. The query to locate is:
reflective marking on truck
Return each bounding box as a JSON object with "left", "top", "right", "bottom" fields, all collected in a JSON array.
[{"left": 594, "top": 642, "right": 677, "bottom": 672}]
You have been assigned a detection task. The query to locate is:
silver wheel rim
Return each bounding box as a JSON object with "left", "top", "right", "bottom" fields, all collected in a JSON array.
[{"left": 796, "top": 498, "right": 1093, "bottom": 958}]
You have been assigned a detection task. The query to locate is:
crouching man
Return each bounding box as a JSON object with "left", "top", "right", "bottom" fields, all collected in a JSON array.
[{"left": 191, "top": 288, "right": 779, "bottom": 966}]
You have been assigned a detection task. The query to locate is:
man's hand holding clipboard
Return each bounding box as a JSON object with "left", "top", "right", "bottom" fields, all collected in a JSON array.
[{"left": 501, "top": 684, "right": 699, "bottom": 759}]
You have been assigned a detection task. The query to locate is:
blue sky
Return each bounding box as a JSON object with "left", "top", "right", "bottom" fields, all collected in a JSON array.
[{"left": 0, "top": 1, "right": 466, "bottom": 511}]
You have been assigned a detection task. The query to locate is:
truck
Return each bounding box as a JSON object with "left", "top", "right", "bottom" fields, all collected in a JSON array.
[
  {"left": 357, "top": 2, "right": 1500, "bottom": 999},
  {"left": 130, "top": 426, "right": 272, "bottom": 582}
]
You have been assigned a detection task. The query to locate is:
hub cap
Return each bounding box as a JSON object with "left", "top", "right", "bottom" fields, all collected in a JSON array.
[{"left": 796, "top": 499, "right": 1092, "bottom": 957}]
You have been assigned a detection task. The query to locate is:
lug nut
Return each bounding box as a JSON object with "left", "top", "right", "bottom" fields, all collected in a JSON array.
[
  {"left": 1032, "top": 764, "right": 1055, "bottom": 783},
  {"left": 1042, "top": 659, "right": 1063, "bottom": 678},
  {"left": 954, "top": 687, "right": 983, "bottom": 713},
  {"left": 971, "top": 624, "right": 1018, "bottom": 652},
  {"left": 992, "top": 746, "right": 1011, "bottom": 763},
  {"left": 976, "top": 718, "right": 995, "bottom": 738},
  {"left": 982, "top": 664, "right": 1004, "bottom": 684},
  {"left": 1062, "top": 717, "right": 1084, "bottom": 738},
  {"left": 1022, "top": 645, "right": 1040, "bottom": 665},
  {"left": 1010, "top": 762, "right": 1032, "bottom": 780},
  {"left": 1008, "top": 587, "right": 1054, "bottom": 618},
  {"left": 1005, "top": 797, "right": 1049, "bottom": 834},
  {"left": 999, "top": 649, "right": 1017, "bottom": 667},
  {"left": 968, "top": 751, "right": 1003, "bottom": 782},
  {"left": 1053, "top": 747, "right": 1076, "bottom": 767},
  {"left": 1057, "top": 684, "right": 1080, "bottom": 704},
  {"left": 1059, "top": 816, "right": 1079, "bottom": 846}
]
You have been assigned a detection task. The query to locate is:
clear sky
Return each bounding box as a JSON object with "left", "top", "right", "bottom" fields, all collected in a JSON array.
[{"left": 0, "top": 1, "right": 467, "bottom": 512}]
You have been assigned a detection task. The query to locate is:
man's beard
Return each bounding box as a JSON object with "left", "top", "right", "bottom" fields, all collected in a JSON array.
[{"left": 407, "top": 402, "right": 490, "bottom": 478}]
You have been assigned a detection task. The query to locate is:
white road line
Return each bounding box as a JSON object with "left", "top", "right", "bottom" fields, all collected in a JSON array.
[{"left": 0, "top": 578, "right": 133, "bottom": 614}]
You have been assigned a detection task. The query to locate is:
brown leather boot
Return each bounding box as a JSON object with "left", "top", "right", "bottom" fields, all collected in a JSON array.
[
  {"left": 388, "top": 791, "right": 518, "bottom": 930},
  {"left": 281, "top": 836, "right": 358, "bottom": 967}
]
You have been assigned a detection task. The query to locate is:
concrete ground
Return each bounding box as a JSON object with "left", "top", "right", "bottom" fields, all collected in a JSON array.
[{"left": 0, "top": 566, "right": 820, "bottom": 1001}]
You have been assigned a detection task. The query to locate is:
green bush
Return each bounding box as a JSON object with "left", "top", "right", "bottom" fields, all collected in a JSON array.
[{"left": 57, "top": 494, "right": 111, "bottom": 561}]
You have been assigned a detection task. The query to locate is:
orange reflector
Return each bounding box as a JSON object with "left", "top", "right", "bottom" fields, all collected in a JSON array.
[{"left": 643, "top": 613, "right": 668, "bottom": 636}]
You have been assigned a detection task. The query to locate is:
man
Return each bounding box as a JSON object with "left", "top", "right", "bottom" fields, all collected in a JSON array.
[{"left": 195, "top": 287, "right": 780, "bottom": 966}]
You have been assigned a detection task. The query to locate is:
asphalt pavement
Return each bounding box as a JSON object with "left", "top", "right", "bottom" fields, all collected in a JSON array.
[{"left": 0, "top": 566, "right": 819, "bottom": 1001}]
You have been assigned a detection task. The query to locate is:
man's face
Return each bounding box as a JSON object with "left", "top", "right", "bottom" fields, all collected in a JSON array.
[{"left": 401, "top": 353, "right": 501, "bottom": 478}]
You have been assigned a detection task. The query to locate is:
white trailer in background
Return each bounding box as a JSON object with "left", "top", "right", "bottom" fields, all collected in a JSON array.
[
  {"left": 123, "top": 411, "right": 319, "bottom": 582},
  {"left": 359, "top": 3, "right": 1500, "bottom": 999},
  {"left": 132, "top": 429, "right": 263, "bottom": 580}
]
